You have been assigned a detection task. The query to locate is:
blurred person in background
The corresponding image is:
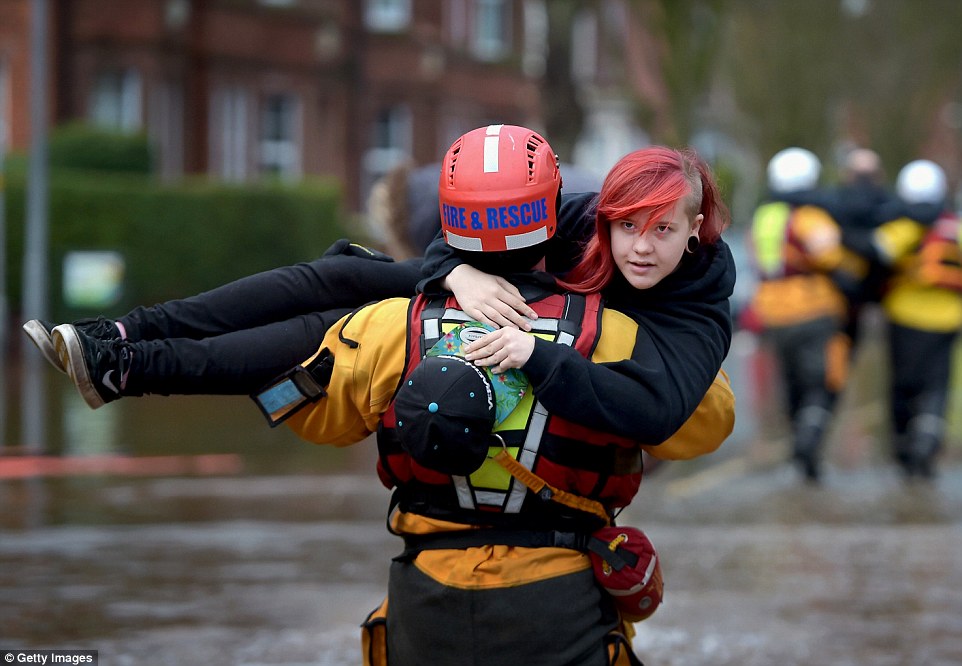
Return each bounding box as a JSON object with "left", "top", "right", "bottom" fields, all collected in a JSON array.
[
  {"left": 364, "top": 162, "right": 447, "bottom": 260},
  {"left": 745, "top": 147, "right": 866, "bottom": 481},
  {"left": 863, "top": 160, "right": 962, "bottom": 478},
  {"left": 828, "top": 147, "right": 897, "bottom": 345},
  {"left": 830, "top": 148, "right": 893, "bottom": 230}
]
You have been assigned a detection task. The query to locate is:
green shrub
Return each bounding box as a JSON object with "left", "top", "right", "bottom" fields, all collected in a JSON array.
[
  {"left": 48, "top": 122, "right": 153, "bottom": 174},
  {"left": 3, "top": 165, "right": 348, "bottom": 321}
]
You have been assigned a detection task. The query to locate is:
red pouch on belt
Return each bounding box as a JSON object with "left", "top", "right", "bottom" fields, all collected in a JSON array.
[{"left": 588, "top": 526, "right": 664, "bottom": 622}]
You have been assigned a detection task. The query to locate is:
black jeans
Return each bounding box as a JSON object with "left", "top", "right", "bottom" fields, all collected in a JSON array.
[
  {"left": 887, "top": 321, "right": 956, "bottom": 438},
  {"left": 117, "top": 252, "right": 424, "bottom": 395},
  {"left": 762, "top": 316, "right": 845, "bottom": 459}
]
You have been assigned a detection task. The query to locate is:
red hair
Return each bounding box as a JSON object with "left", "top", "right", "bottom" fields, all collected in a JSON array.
[{"left": 559, "top": 146, "right": 729, "bottom": 294}]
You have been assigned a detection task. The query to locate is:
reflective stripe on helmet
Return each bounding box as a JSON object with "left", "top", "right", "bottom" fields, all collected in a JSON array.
[
  {"left": 446, "top": 225, "right": 551, "bottom": 253},
  {"left": 446, "top": 231, "right": 485, "bottom": 252},
  {"left": 483, "top": 124, "right": 503, "bottom": 173},
  {"left": 505, "top": 226, "right": 550, "bottom": 251}
]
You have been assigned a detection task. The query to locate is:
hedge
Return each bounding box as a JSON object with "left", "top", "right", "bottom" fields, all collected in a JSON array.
[
  {"left": 3, "top": 166, "right": 349, "bottom": 321},
  {"left": 48, "top": 122, "right": 153, "bottom": 174}
]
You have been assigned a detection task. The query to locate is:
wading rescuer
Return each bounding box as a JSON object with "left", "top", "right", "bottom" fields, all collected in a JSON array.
[
  {"left": 745, "top": 147, "right": 865, "bottom": 482},
  {"left": 253, "top": 125, "right": 736, "bottom": 665},
  {"left": 870, "top": 160, "right": 962, "bottom": 478}
]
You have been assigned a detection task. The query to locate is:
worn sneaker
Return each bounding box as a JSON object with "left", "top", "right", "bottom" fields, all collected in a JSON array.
[
  {"left": 52, "top": 324, "right": 132, "bottom": 409},
  {"left": 22, "top": 319, "right": 64, "bottom": 372},
  {"left": 75, "top": 316, "right": 124, "bottom": 341},
  {"left": 22, "top": 317, "right": 122, "bottom": 374}
]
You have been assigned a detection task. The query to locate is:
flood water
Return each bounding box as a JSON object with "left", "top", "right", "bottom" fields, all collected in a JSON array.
[{"left": 2, "top": 331, "right": 962, "bottom": 665}]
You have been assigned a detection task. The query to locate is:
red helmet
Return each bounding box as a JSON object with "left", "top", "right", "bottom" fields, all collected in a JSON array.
[{"left": 438, "top": 124, "right": 560, "bottom": 253}]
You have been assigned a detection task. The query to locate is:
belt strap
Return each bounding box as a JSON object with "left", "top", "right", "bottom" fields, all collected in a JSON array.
[
  {"left": 394, "top": 528, "right": 592, "bottom": 562},
  {"left": 395, "top": 527, "right": 638, "bottom": 572}
]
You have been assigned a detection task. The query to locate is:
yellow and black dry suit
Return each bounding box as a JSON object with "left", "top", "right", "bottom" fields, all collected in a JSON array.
[
  {"left": 284, "top": 279, "right": 734, "bottom": 665},
  {"left": 748, "top": 201, "right": 862, "bottom": 479},
  {"left": 872, "top": 208, "right": 962, "bottom": 475}
]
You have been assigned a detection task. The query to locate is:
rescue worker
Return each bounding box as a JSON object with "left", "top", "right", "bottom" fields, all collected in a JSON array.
[
  {"left": 829, "top": 147, "right": 897, "bottom": 344},
  {"left": 831, "top": 147, "right": 893, "bottom": 231},
  {"left": 263, "top": 125, "right": 736, "bottom": 665},
  {"left": 870, "top": 160, "right": 962, "bottom": 478},
  {"left": 746, "top": 147, "right": 864, "bottom": 481}
]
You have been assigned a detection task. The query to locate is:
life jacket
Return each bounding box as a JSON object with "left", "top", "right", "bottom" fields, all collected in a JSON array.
[
  {"left": 878, "top": 214, "right": 962, "bottom": 332},
  {"left": 751, "top": 201, "right": 808, "bottom": 279},
  {"left": 376, "top": 286, "right": 644, "bottom": 532},
  {"left": 749, "top": 203, "right": 849, "bottom": 327},
  {"left": 912, "top": 213, "right": 962, "bottom": 292},
  {"left": 752, "top": 202, "right": 856, "bottom": 279},
  {"left": 751, "top": 201, "right": 797, "bottom": 280}
]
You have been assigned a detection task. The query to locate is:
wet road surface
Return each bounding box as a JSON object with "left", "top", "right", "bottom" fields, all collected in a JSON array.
[
  {"left": 2, "top": 332, "right": 962, "bottom": 665},
  {"left": 2, "top": 446, "right": 961, "bottom": 666}
]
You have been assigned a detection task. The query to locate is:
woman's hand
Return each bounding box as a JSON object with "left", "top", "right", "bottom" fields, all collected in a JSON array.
[
  {"left": 444, "top": 264, "right": 537, "bottom": 330},
  {"left": 463, "top": 327, "right": 536, "bottom": 373}
]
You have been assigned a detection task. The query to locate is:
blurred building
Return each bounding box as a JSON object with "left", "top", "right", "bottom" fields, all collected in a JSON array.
[{"left": 0, "top": 0, "right": 549, "bottom": 209}]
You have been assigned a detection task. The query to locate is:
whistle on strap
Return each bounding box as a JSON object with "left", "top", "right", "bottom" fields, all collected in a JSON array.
[{"left": 252, "top": 348, "right": 334, "bottom": 427}]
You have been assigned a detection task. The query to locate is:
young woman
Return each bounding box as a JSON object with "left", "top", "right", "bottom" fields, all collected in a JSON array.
[{"left": 28, "top": 136, "right": 733, "bottom": 444}]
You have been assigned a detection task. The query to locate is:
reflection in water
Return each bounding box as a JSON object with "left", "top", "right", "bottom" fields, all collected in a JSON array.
[
  {"left": 64, "top": 388, "right": 120, "bottom": 457},
  {"left": 1, "top": 360, "right": 378, "bottom": 529},
  {"left": 0, "top": 478, "right": 48, "bottom": 529},
  {"left": 3, "top": 360, "right": 372, "bottom": 470}
]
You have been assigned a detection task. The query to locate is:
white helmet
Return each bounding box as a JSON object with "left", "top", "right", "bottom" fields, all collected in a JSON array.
[
  {"left": 766, "top": 147, "right": 821, "bottom": 193},
  {"left": 895, "top": 160, "right": 947, "bottom": 205}
]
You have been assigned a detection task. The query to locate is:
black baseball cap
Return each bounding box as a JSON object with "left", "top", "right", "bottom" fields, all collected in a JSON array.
[{"left": 393, "top": 322, "right": 528, "bottom": 475}]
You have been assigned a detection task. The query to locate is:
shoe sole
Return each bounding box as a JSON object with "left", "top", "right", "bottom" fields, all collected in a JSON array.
[
  {"left": 22, "top": 320, "right": 67, "bottom": 373},
  {"left": 52, "top": 325, "right": 106, "bottom": 409}
]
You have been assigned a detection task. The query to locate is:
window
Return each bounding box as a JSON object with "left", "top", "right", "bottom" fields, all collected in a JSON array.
[
  {"left": 164, "top": 0, "right": 190, "bottom": 29},
  {"left": 473, "top": 0, "right": 511, "bottom": 61},
  {"left": 362, "top": 105, "right": 412, "bottom": 193},
  {"left": 259, "top": 93, "right": 301, "bottom": 179},
  {"left": 89, "top": 68, "right": 142, "bottom": 131},
  {"left": 521, "top": 0, "right": 548, "bottom": 77},
  {"left": 365, "top": 0, "right": 411, "bottom": 33},
  {"left": 571, "top": 9, "right": 597, "bottom": 84},
  {"left": 212, "top": 86, "right": 250, "bottom": 182},
  {"left": 445, "top": 0, "right": 468, "bottom": 44},
  {"left": 148, "top": 80, "right": 184, "bottom": 180},
  {"left": 0, "top": 56, "right": 8, "bottom": 157}
]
